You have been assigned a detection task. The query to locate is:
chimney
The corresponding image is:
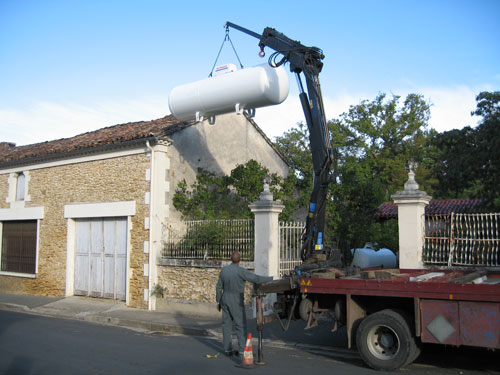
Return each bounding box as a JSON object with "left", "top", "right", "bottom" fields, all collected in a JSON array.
[{"left": 0, "top": 142, "right": 16, "bottom": 153}]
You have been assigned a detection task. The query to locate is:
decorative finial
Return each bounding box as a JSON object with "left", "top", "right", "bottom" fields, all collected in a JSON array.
[
  {"left": 263, "top": 175, "right": 271, "bottom": 193},
  {"left": 260, "top": 175, "right": 273, "bottom": 201},
  {"left": 404, "top": 161, "right": 419, "bottom": 191}
]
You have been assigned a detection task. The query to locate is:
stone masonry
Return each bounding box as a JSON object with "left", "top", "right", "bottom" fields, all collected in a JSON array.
[
  {"left": 157, "top": 262, "right": 255, "bottom": 306},
  {"left": 1, "top": 113, "right": 289, "bottom": 311},
  {"left": 0, "top": 153, "right": 151, "bottom": 309}
]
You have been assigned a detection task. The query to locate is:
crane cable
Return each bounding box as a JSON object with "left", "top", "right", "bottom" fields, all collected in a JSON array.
[{"left": 208, "top": 25, "right": 244, "bottom": 77}]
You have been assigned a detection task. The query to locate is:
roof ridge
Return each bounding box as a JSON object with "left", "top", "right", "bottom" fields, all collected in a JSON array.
[{"left": 0, "top": 114, "right": 186, "bottom": 166}]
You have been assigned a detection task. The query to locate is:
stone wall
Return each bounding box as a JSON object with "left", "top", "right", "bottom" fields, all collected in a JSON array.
[
  {"left": 1, "top": 114, "right": 289, "bottom": 311},
  {"left": 0, "top": 152, "right": 151, "bottom": 309},
  {"left": 0, "top": 174, "right": 8, "bottom": 208},
  {"left": 157, "top": 259, "right": 255, "bottom": 306}
]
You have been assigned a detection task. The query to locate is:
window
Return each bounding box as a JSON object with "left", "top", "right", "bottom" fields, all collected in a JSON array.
[
  {"left": 16, "top": 173, "right": 25, "bottom": 201},
  {"left": 1, "top": 221, "right": 37, "bottom": 274}
]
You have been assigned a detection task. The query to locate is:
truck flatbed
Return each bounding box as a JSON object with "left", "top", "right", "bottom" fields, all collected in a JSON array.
[
  {"left": 271, "top": 267, "right": 500, "bottom": 370},
  {"left": 299, "top": 269, "right": 500, "bottom": 302}
]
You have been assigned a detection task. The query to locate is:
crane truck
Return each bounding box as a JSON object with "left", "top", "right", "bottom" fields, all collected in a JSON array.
[{"left": 224, "top": 22, "right": 500, "bottom": 371}]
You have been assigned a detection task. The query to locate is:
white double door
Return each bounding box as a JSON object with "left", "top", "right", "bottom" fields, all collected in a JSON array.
[{"left": 74, "top": 217, "right": 127, "bottom": 300}]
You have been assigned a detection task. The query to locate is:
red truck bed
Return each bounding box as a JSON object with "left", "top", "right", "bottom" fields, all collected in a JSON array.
[
  {"left": 299, "top": 269, "right": 500, "bottom": 302},
  {"left": 299, "top": 268, "right": 500, "bottom": 349}
]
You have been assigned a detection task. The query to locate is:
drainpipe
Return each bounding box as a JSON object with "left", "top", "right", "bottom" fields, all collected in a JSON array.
[{"left": 146, "top": 140, "right": 154, "bottom": 310}]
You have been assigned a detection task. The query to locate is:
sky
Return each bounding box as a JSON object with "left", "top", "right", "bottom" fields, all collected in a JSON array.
[{"left": 1, "top": 0, "right": 499, "bottom": 146}]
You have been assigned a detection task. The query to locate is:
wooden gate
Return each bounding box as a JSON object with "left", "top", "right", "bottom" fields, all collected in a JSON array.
[{"left": 74, "top": 217, "right": 127, "bottom": 300}]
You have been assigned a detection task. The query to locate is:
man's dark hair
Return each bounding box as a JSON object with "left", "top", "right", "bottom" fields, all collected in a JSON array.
[{"left": 231, "top": 251, "right": 241, "bottom": 264}]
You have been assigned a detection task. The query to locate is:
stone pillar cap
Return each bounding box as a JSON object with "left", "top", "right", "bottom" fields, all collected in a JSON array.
[
  {"left": 249, "top": 178, "right": 284, "bottom": 212},
  {"left": 391, "top": 189, "right": 431, "bottom": 200},
  {"left": 391, "top": 162, "right": 431, "bottom": 202}
]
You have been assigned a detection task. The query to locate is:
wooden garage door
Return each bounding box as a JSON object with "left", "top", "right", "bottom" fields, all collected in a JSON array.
[{"left": 74, "top": 218, "right": 127, "bottom": 300}]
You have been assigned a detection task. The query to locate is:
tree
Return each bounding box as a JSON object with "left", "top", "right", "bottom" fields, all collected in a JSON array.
[
  {"left": 430, "top": 91, "right": 500, "bottom": 209},
  {"left": 275, "top": 93, "right": 434, "bottom": 250},
  {"left": 172, "top": 169, "right": 234, "bottom": 220},
  {"left": 430, "top": 126, "right": 478, "bottom": 198},
  {"left": 337, "top": 93, "right": 433, "bottom": 194},
  {"left": 329, "top": 94, "right": 434, "bottom": 248},
  {"left": 472, "top": 91, "right": 500, "bottom": 209},
  {"left": 274, "top": 122, "right": 314, "bottom": 209},
  {"left": 172, "top": 160, "right": 297, "bottom": 220}
]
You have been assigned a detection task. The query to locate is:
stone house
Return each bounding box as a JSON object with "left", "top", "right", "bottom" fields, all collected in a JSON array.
[{"left": 0, "top": 113, "right": 288, "bottom": 310}]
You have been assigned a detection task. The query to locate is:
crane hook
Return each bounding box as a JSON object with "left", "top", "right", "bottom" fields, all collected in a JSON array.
[{"left": 259, "top": 46, "right": 265, "bottom": 58}]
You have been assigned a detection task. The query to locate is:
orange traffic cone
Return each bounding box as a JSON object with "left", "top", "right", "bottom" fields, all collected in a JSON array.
[{"left": 241, "top": 333, "right": 255, "bottom": 368}]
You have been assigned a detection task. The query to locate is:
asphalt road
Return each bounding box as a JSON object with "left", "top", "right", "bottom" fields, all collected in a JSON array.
[{"left": 0, "top": 310, "right": 498, "bottom": 375}]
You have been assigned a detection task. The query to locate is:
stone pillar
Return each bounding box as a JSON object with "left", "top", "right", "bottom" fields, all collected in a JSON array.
[
  {"left": 249, "top": 180, "right": 284, "bottom": 315},
  {"left": 391, "top": 163, "right": 431, "bottom": 269},
  {"left": 249, "top": 181, "right": 284, "bottom": 278},
  {"left": 148, "top": 138, "right": 171, "bottom": 311}
]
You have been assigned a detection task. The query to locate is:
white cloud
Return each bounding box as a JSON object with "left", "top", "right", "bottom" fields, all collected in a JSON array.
[
  {"left": 252, "top": 92, "right": 364, "bottom": 139},
  {"left": 418, "top": 86, "right": 479, "bottom": 132},
  {"left": 254, "top": 86, "right": 487, "bottom": 138},
  {"left": 0, "top": 96, "right": 170, "bottom": 146},
  {"left": 253, "top": 97, "right": 303, "bottom": 138},
  {"left": 0, "top": 85, "right": 489, "bottom": 147}
]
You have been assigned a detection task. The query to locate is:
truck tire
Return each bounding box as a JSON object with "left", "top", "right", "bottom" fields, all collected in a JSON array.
[
  {"left": 299, "top": 298, "right": 313, "bottom": 322},
  {"left": 406, "top": 336, "right": 421, "bottom": 367},
  {"left": 356, "top": 309, "right": 418, "bottom": 371}
]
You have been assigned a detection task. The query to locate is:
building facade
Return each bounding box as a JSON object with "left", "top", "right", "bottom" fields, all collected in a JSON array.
[{"left": 0, "top": 113, "right": 288, "bottom": 309}]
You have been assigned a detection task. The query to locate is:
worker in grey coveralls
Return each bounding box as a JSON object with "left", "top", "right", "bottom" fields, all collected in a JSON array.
[{"left": 216, "top": 251, "right": 273, "bottom": 356}]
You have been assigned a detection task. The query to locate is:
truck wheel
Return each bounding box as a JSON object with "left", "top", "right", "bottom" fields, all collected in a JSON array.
[
  {"left": 299, "top": 298, "right": 313, "bottom": 322},
  {"left": 356, "top": 309, "right": 417, "bottom": 371},
  {"left": 406, "top": 337, "right": 421, "bottom": 366}
]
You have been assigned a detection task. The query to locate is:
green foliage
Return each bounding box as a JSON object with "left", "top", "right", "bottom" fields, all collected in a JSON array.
[
  {"left": 163, "top": 220, "right": 255, "bottom": 260},
  {"left": 430, "top": 126, "right": 478, "bottom": 198},
  {"left": 275, "top": 93, "right": 434, "bottom": 250},
  {"left": 178, "top": 221, "right": 225, "bottom": 251},
  {"left": 172, "top": 160, "right": 296, "bottom": 220},
  {"left": 173, "top": 91, "right": 500, "bottom": 254},
  {"left": 338, "top": 93, "right": 433, "bottom": 195},
  {"left": 151, "top": 283, "right": 166, "bottom": 298},
  {"left": 172, "top": 169, "right": 233, "bottom": 219},
  {"left": 431, "top": 91, "right": 500, "bottom": 210},
  {"left": 330, "top": 93, "right": 437, "bottom": 248},
  {"left": 229, "top": 160, "right": 270, "bottom": 203},
  {"left": 274, "top": 122, "right": 314, "bottom": 208},
  {"left": 472, "top": 91, "right": 500, "bottom": 209}
]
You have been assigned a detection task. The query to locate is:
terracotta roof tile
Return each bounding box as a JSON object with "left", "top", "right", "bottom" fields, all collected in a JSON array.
[
  {"left": 376, "top": 199, "right": 485, "bottom": 219},
  {"left": 0, "top": 115, "right": 191, "bottom": 166}
]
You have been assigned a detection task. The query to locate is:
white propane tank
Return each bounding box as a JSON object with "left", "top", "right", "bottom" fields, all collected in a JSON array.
[
  {"left": 168, "top": 63, "right": 289, "bottom": 122},
  {"left": 351, "top": 248, "right": 397, "bottom": 269}
]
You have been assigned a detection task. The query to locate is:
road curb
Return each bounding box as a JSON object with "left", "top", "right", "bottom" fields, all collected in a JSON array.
[
  {"left": 0, "top": 302, "right": 357, "bottom": 361},
  {"left": 0, "top": 302, "right": 31, "bottom": 313},
  {"left": 82, "top": 314, "right": 216, "bottom": 337}
]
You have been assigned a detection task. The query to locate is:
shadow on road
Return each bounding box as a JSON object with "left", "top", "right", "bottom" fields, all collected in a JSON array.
[
  {"left": 413, "top": 344, "right": 499, "bottom": 373},
  {"left": 164, "top": 310, "right": 353, "bottom": 367},
  {"left": 4, "top": 356, "right": 35, "bottom": 375},
  {"left": 0, "top": 309, "right": 37, "bottom": 337}
]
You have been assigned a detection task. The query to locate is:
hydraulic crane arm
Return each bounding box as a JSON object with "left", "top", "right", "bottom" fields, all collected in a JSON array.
[{"left": 225, "top": 22, "right": 335, "bottom": 261}]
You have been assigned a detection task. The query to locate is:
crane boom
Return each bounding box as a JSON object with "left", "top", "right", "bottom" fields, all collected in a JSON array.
[{"left": 225, "top": 22, "right": 335, "bottom": 261}]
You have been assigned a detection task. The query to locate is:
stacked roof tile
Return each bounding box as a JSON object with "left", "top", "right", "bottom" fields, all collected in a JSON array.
[
  {"left": 0, "top": 115, "right": 191, "bottom": 166},
  {"left": 376, "top": 199, "right": 485, "bottom": 219}
]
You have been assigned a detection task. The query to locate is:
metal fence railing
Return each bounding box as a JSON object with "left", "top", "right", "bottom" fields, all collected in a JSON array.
[
  {"left": 423, "top": 213, "right": 500, "bottom": 267},
  {"left": 162, "top": 219, "right": 254, "bottom": 261},
  {"left": 161, "top": 219, "right": 306, "bottom": 271},
  {"left": 279, "top": 221, "right": 305, "bottom": 276}
]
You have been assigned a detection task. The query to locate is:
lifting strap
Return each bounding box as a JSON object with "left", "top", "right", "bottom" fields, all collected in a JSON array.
[{"left": 208, "top": 25, "right": 244, "bottom": 77}]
